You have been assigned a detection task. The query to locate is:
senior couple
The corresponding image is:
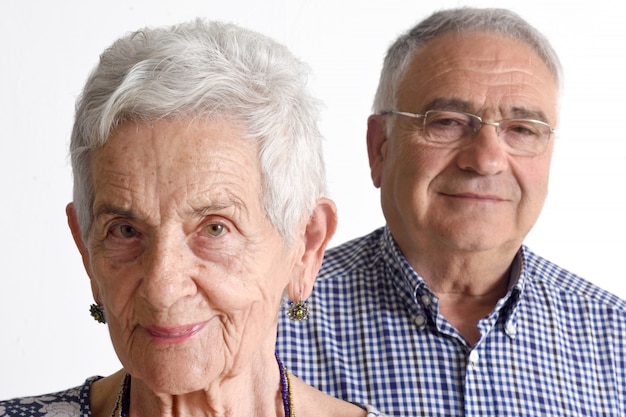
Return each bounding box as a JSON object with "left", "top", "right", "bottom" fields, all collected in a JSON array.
[{"left": 2, "top": 7, "right": 625, "bottom": 417}]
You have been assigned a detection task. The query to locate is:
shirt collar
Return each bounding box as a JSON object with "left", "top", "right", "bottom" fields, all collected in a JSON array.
[
  {"left": 380, "top": 226, "right": 428, "bottom": 300},
  {"left": 380, "top": 226, "right": 529, "bottom": 340}
]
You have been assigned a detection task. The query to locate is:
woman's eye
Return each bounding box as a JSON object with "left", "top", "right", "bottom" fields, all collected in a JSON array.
[
  {"left": 113, "top": 224, "right": 138, "bottom": 238},
  {"left": 205, "top": 223, "right": 226, "bottom": 237}
]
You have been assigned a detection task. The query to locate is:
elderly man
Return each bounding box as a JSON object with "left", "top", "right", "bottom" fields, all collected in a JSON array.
[{"left": 277, "top": 7, "right": 626, "bottom": 416}]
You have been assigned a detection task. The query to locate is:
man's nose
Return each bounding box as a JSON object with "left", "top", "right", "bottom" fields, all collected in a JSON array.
[{"left": 456, "top": 123, "right": 508, "bottom": 176}]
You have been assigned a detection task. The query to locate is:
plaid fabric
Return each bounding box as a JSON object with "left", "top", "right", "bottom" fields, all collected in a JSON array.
[{"left": 276, "top": 226, "right": 626, "bottom": 416}]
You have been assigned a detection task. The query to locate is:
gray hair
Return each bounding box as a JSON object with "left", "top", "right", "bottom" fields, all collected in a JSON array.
[
  {"left": 70, "top": 19, "right": 325, "bottom": 246},
  {"left": 373, "top": 7, "right": 563, "bottom": 113}
]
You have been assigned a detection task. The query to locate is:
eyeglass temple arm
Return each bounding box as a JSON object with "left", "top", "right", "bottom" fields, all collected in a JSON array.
[{"left": 383, "top": 110, "right": 426, "bottom": 119}]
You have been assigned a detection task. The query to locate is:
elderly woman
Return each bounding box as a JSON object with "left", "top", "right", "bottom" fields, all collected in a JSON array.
[{"left": 0, "top": 20, "right": 383, "bottom": 417}]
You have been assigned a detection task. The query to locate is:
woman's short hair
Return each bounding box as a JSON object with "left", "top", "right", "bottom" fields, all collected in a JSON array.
[
  {"left": 70, "top": 19, "right": 325, "bottom": 246},
  {"left": 373, "top": 7, "right": 563, "bottom": 113}
]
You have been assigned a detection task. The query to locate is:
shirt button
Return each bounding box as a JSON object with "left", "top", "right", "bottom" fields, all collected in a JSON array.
[
  {"left": 413, "top": 314, "right": 426, "bottom": 328},
  {"left": 421, "top": 294, "right": 432, "bottom": 307},
  {"left": 468, "top": 350, "right": 479, "bottom": 369},
  {"left": 505, "top": 321, "right": 516, "bottom": 335}
]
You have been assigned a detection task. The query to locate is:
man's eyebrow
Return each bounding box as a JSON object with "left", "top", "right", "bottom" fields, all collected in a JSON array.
[
  {"left": 423, "top": 98, "right": 473, "bottom": 113},
  {"left": 509, "top": 107, "right": 550, "bottom": 123},
  {"left": 423, "top": 98, "right": 551, "bottom": 123}
]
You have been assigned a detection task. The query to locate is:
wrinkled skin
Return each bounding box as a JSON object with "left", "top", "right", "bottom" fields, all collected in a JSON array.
[{"left": 67, "top": 118, "right": 338, "bottom": 414}]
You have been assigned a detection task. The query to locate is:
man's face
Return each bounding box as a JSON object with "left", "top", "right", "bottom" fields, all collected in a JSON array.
[{"left": 368, "top": 31, "right": 559, "bottom": 264}]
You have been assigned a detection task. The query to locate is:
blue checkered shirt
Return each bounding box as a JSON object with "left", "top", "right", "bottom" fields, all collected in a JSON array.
[{"left": 276, "top": 226, "right": 626, "bottom": 416}]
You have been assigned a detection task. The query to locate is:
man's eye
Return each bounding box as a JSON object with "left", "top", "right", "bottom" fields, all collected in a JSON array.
[
  {"left": 432, "top": 117, "right": 462, "bottom": 127},
  {"left": 205, "top": 223, "right": 226, "bottom": 237},
  {"left": 508, "top": 124, "right": 539, "bottom": 137}
]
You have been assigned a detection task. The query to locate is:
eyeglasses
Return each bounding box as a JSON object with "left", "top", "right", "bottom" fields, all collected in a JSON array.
[{"left": 385, "top": 109, "right": 555, "bottom": 156}]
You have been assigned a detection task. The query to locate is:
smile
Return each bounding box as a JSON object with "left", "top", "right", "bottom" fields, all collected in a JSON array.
[
  {"left": 444, "top": 192, "right": 504, "bottom": 202},
  {"left": 144, "top": 322, "right": 208, "bottom": 344}
]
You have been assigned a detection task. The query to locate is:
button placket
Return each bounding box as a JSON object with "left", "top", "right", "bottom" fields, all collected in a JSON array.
[
  {"left": 468, "top": 349, "right": 480, "bottom": 370},
  {"left": 413, "top": 313, "right": 427, "bottom": 329}
]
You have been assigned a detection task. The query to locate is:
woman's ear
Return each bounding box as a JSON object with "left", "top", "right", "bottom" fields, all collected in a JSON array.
[
  {"left": 287, "top": 198, "right": 337, "bottom": 301},
  {"left": 66, "top": 203, "right": 100, "bottom": 302}
]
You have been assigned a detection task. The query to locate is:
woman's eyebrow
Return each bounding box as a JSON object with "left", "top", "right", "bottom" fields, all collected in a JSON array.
[{"left": 93, "top": 204, "right": 137, "bottom": 220}]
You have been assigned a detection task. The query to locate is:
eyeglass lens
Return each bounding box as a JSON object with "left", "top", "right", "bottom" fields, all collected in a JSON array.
[{"left": 422, "top": 110, "right": 550, "bottom": 155}]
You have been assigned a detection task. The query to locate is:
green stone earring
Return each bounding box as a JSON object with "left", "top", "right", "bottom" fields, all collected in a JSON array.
[
  {"left": 287, "top": 299, "right": 310, "bottom": 321},
  {"left": 89, "top": 304, "right": 106, "bottom": 324}
]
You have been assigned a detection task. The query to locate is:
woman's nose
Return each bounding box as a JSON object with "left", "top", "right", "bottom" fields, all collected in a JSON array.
[{"left": 139, "top": 235, "right": 197, "bottom": 310}]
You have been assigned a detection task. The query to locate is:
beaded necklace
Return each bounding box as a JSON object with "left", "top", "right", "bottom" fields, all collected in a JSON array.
[
  {"left": 275, "top": 352, "right": 295, "bottom": 417},
  {"left": 109, "top": 354, "right": 294, "bottom": 417},
  {"left": 109, "top": 373, "right": 130, "bottom": 417}
]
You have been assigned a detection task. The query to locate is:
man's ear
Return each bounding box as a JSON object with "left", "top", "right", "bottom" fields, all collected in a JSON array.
[
  {"left": 287, "top": 198, "right": 337, "bottom": 301},
  {"left": 366, "top": 114, "right": 389, "bottom": 189},
  {"left": 66, "top": 203, "right": 100, "bottom": 302}
]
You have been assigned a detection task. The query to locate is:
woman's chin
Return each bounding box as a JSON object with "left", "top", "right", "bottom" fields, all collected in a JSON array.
[
  {"left": 135, "top": 363, "right": 218, "bottom": 395},
  {"left": 123, "top": 340, "right": 225, "bottom": 394}
]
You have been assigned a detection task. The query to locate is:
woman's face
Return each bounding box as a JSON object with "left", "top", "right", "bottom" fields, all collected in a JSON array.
[{"left": 75, "top": 118, "right": 300, "bottom": 394}]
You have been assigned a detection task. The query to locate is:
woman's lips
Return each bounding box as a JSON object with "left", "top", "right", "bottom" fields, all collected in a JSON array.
[{"left": 144, "top": 322, "right": 207, "bottom": 344}]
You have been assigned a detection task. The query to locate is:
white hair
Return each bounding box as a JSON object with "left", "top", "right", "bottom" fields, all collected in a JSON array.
[
  {"left": 70, "top": 19, "right": 326, "bottom": 246},
  {"left": 373, "top": 7, "right": 563, "bottom": 114}
]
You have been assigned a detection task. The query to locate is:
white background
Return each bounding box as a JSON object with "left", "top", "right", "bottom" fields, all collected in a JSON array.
[{"left": 1, "top": 0, "right": 625, "bottom": 398}]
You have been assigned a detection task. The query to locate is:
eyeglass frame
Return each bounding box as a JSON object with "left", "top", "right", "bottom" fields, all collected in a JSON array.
[{"left": 383, "top": 109, "right": 556, "bottom": 156}]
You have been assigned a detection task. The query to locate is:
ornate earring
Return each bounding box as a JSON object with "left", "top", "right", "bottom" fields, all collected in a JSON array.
[
  {"left": 286, "top": 299, "right": 310, "bottom": 321},
  {"left": 89, "top": 304, "right": 106, "bottom": 324}
]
